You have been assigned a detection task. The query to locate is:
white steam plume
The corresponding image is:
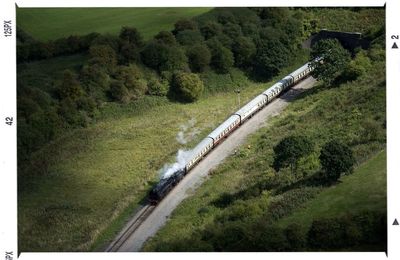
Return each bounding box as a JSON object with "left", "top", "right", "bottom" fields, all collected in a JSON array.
[
  {"left": 159, "top": 149, "right": 192, "bottom": 179},
  {"left": 176, "top": 118, "right": 198, "bottom": 144}
]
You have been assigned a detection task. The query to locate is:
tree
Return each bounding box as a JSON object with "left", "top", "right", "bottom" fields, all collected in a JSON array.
[
  {"left": 113, "top": 65, "right": 147, "bottom": 100},
  {"left": 207, "top": 38, "right": 234, "bottom": 74},
  {"left": 57, "top": 70, "right": 84, "bottom": 101},
  {"left": 176, "top": 30, "right": 204, "bottom": 46},
  {"left": 310, "top": 39, "right": 351, "bottom": 85},
  {"left": 154, "top": 31, "right": 176, "bottom": 45},
  {"left": 232, "top": 36, "right": 256, "bottom": 67},
  {"left": 186, "top": 44, "right": 211, "bottom": 72},
  {"left": 273, "top": 135, "right": 314, "bottom": 175},
  {"left": 79, "top": 64, "right": 110, "bottom": 101},
  {"left": 200, "top": 21, "right": 222, "bottom": 40},
  {"left": 319, "top": 140, "right": 355, "bottom": 183},
  {"left": 119, "top": 42, "right": 141, "bottom": 64},
  {"left": 89, "top": 44, "right": 117, "bottom": 73},
  {"left": 141, "top": 41, "right": 188, "bottom": 72},
  {"left": 254, "top": 38, "right": 291, "bottom": 79},
  {"left": 171, "top": 72, "right": 204, "bottom": 102},
  {"left": 172, "top": 19, "right": 198, "bottom": 35},
  {"left": 119, "top": 26, "right": 144, "bottom": 47}
]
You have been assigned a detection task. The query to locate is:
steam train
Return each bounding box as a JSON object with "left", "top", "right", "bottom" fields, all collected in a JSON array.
[{"left": 149, "top": 61, "right": 316, "bottom": 204}]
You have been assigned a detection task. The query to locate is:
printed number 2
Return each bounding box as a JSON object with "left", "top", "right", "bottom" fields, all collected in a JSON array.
[
  {"left": 391, "top": 35, "right": 399, "bottom": 40},
  {"left": 5, "top": 117, "right": 13, "bottom": 126}
]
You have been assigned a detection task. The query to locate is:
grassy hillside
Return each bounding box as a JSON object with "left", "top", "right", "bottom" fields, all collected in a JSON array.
[
  {"left": 17, "top": 7, "right": 211, "bottom": 41},
  {"left": 143, "top": 50, "right": 386, "bottom": 251},
  {"left": 277, "top": 150, "right": 386, "bottom": 229},
  {"left": 18, "top": 54, "right": 310, "bottom": 252},
  {"left": 16, "top": 7, "right": 385, "bottom": 252}
]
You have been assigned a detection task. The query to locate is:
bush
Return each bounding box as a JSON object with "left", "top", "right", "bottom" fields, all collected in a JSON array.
[
  {"left": 187, "top": 44, "right": 211, "bottom": 72},
  {"left": 109, "top": 80, "right": 130, "bottom": 103},
  {"left": 171, "top": 72, "right": 204, "bottom": 102},
  {"left": 147, "top": 79, "right": 169, "bottom": 96}
]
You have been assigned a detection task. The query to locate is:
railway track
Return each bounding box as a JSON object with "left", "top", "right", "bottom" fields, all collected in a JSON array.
[{"left": 105, "top": 204, "right": 155, "bottom": 252}]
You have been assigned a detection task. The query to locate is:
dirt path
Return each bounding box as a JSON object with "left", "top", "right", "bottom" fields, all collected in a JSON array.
[{"left": 116, "top": 77, "right": 317, "bottom": 252}]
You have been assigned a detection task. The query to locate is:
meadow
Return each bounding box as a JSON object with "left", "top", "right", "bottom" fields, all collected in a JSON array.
[
  {"left": 16, "top": 6, "right": 385, "bottom": 252},
  {"left": 18, "top": 53, "right": 311, "bottom": 251},
  {"left": 143, "top": 52, "right": 386, "bottom": 251},
  {"left": 16, "top": 7, "right": 211, "bottom": 41}
]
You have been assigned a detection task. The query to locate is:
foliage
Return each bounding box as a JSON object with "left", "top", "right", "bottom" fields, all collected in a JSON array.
[
  {"left": 147, "top": 78, "right": 169, "bottom": 96},
  {"left": 57, "top": 69, "right": 85, "bottom": 101},
  {"left": 154, "top": 31, "right": 176, "bottom": 45},
  {"left": 231, "top": 36, "right": 256, "bottom": 67},
  {"left": 343, "top": 50, "right": 372, "bottom": 81},
  {"left": 171, "top": 72, "right": 204, "bottom": 102},
  {"left": 253, "top": 38, "right": 291, "bottom": 79},
  {"left": 88, "top": 44, "right": 117, "bottom": 73},
  {"left": 186, "top": 44, "right": 212, "bottom": 72},
  {"left": 176, "top": 30, "right": 204, "bottom": 46},
  {"left": 119, "top": 26, "right": 144, "bottom": 47},
  {"left": 172, "top": 18, "right": 198, "bottom": 34},
  {"left": 273, "top": 135, "right": 314, "bottom": 174},
  {"left": 207, "top": 38, "right": 234, "bottom": 74},
  {"left": 310, "top": 39, "right": 351, "bottom": 85},
  {"left": 308, "top": 212, "right": 386, "bottom": 250},
  {"left": 141, "top": 41, "right": 188, "bottom": 72},
  {"left": 319, "top": 140, "right": 356, "bottom": 183}
]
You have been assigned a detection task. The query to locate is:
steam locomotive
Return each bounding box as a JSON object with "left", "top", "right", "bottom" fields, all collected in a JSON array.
[{"left": 149, "top": 61, "right": 316, "bottom": 204}]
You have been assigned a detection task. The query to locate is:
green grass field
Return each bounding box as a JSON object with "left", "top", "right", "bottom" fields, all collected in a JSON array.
[
  {"left": 143, "top": 56, "right": 386, "bottom": 251},
  {"left": 16, "top": 7, "right": 211, "bottom": 41},
  {"left": 278, "top": 150, "right": 386, "bottom": 229},
  {"left": 18, "top": 54, "right": 311, "bottom": 251}
]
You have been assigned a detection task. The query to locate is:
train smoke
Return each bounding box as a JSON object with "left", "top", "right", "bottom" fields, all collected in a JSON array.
[
  {"left": 176, "top": 118, "right": 199, "bottom": 144},
  {"left": 159, "top": 149, "right": 192, "bottom": 179}
]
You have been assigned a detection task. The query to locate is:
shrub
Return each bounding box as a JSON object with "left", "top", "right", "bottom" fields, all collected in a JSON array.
[
  {"left": 147, "top": 79, "right": 168, "bottom": 96},
  {"left": 109, "top": 80, "right": 130, "bottom": 103},
  {"left": 171, "top": 72, "right": 204, "bottom": 102}
]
